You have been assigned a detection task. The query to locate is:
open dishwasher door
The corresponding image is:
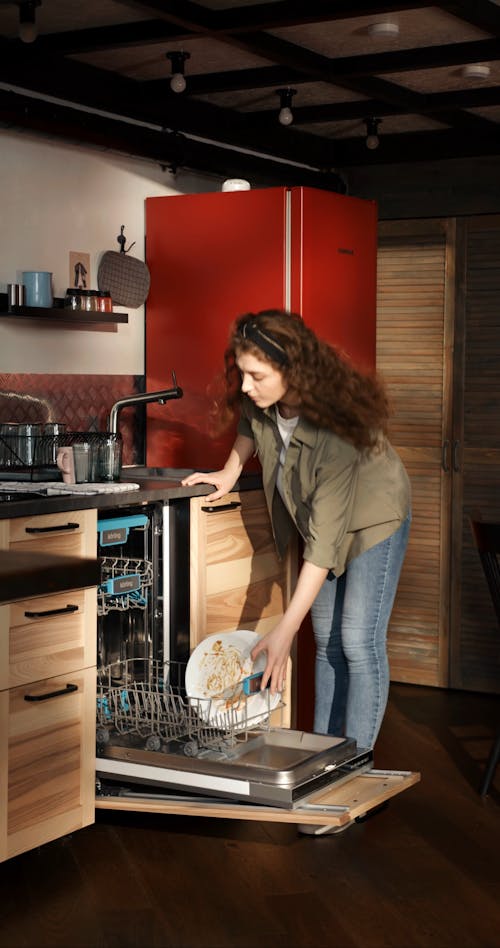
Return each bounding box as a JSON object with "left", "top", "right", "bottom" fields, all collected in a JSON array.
[{"left": 95, "top": 657, "right": 420, "bottom": 827}]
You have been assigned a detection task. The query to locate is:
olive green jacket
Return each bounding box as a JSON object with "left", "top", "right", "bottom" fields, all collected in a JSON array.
[{"left": 238, "top": 398, "right": 411, "bottom": 577}]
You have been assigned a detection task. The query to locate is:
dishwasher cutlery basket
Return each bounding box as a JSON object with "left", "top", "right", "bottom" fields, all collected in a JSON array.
[
  {"left": 96, "top": 658, "right": 282, "bottom": 758},
  {"left": 0, "top": 430, "right": 121, "bottom": 481}
]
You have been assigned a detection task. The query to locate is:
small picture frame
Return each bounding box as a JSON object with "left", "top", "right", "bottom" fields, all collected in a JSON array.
[{"left": 69, "top": 251, "right": 91, "bottom": 289}]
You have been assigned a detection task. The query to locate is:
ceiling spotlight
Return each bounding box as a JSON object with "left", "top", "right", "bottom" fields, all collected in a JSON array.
[
  {"left": 277, "top": 88, "right": 297, "bottom": 126},
  {"left": 18, "top": 0, "right": 41, "bottom": 44},
  {"left": 462, "top": 63, "right": 491, "bottom": 80},
  {"left": 368, "top": 21, "right": 399, "bottom": 38},
  {"left": 166, "top": 51, "right": 190, "bottom": 93},
  {"left": 365, "top": 117, "right": 381, "bottom": 150}
]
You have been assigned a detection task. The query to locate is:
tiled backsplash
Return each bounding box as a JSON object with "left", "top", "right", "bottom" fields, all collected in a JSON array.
[{"left": 0, "top": 374, "right": 145, "bottom": 465}]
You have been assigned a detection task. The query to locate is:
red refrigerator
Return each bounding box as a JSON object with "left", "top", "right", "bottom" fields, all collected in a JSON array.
[{"left": 145, "top": 186, "right": 377, "bottom": 469}]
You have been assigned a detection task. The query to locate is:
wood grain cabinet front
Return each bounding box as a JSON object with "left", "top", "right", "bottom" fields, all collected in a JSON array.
[
  {"left": 0, "top": 666, "right": 96, "bottom": 863},
  {"left": 189, "top": 489, "right": 297, "bottom": 725},
  {"left": 1, "top": 509, "right": 96, "bottom": 558},
  {"left": 0, "top": 508, "right": 98, "bottom": 863}
]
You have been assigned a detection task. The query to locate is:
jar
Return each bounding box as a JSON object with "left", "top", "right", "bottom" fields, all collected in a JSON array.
[
  {"left": 90, "top": 290, "right": 100, "bottom": 312},
  {"left": 97, "top": 290, "right": 113, "bottom": 313},
  {"left": 64, "top": 288, "right": 82, "bottom": 311},
  {"left": 79, "top": 289, "right": 91, "bottom": 311}
]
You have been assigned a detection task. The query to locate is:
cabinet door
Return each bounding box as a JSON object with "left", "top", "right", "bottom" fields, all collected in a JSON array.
[
  {"left": 189, "top": 489, "right": 296, "bottom": 722},
  {"left": 450, "top": 216, "right": 500, "bottom": 691},
  {"left": 0, "top": 666, "right": 96, "bottom": 863},
  {"left": 377, "top": 220, "right": 455, "bottom": 686},
  {"left": 0, "top": 587, "right": 97, "bottom": 691},
  {"left": 3, "top": 509, "right": 96, "bottom": 557}
]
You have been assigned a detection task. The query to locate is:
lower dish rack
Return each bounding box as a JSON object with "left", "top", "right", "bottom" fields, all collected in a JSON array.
[{"left": 96, "top": 657, "right": 283, "bottom": 760}]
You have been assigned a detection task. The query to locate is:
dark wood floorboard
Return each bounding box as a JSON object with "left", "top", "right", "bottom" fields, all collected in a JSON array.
[{"left": 1, "top": 683, "right": 499, "bottom": 948}]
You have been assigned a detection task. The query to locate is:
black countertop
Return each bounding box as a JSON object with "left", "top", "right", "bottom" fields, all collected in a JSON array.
[
  {"left": 0, "top": 470, "right": 263, "bottom": 519},
  {"left": 0, "top": 550, "right": 101, "bottom": 603}
]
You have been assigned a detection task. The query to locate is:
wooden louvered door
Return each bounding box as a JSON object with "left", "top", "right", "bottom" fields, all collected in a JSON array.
[
  {"left": 450, "top": 216, "right": 500, "bottom": 691},
  {"left": 376, "top": 220, "right": 456, "bottom": 686}
]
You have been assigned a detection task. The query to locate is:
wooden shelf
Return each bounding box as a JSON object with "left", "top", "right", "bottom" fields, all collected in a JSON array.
[{"left": 0, "top": 295, "right": 128, "bottom": 332}]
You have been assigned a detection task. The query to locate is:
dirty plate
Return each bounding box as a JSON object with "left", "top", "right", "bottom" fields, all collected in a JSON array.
[{"left": 185, "top": 630, "right": 280, "bottom": 728}]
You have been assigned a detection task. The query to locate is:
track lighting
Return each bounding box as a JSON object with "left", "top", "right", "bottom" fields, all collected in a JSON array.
[
  {"left": 365, "top": 117, "right": 381, "bottom": 150},
  {"left": 18, "top": 0, "right": 40, "bottom": 44},
  {"left": 277, "top": 88, "right": 297, "bottom": 126},
  {"left": 166, "top": 51, "right": 190, "bottom": 93}
]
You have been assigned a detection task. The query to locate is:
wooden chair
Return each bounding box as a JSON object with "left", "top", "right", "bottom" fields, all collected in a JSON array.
[{"left": 469, "top": 518, "right": 500, "bottom": 795}]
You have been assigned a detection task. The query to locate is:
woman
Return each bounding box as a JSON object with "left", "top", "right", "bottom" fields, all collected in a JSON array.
[{"left": 182, "top": 309, "right": 411, "bottom": 754}]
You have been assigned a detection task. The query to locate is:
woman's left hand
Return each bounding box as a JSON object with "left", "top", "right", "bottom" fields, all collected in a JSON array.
[{"left": 250, "top": 621, "right": 297, "bottom": 695}]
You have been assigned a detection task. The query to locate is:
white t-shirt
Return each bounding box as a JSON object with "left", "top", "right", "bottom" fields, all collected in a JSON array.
[{"left": 275, "top": 406, "right": 299, "bottom": 500}]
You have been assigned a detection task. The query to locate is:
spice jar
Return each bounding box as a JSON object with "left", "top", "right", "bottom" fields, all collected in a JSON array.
[
  {"left": 97, "top": 290, "right": 113, "bottom": 313},
  {"left": 64, "top": 288, "right": 83, "bottom": 311}
]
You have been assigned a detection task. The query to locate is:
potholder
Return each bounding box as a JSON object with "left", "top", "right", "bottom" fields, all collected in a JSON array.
[{"left": 97, "top": 251, "right": 151, "bottom": 308}]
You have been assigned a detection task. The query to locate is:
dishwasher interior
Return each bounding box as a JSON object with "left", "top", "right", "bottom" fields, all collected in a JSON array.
[{"left": 95, "top": 503, "right": 373, "bottom": 809}]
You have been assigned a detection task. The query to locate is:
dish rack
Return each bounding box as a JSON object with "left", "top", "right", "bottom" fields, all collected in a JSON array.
[
  {"left": 97, "top": 556, "right": 153, "bottom": 614},
  {"left": 0, "top": 430, "right": 121, "bottom": 481},
  {"left": 96, "top": 657, "right": 282, "bottom": 759}
]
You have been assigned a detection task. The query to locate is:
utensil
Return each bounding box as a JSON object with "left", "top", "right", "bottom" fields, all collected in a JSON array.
[{"left": 220, "top": 670, "right": 268, "bottom": 701}]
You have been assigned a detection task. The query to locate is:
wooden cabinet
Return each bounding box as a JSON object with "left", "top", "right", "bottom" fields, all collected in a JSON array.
[
  {"left": 1, "top": 509, "right": 96, "bottom": 558},
  {"left": 377, "top": 216, "right": 500, "bottom": 692},
  {"left": 189, "top": 489, "right": 297, "bottom": 723},
  {"left": 0, "top": 509, "right": 98, "bottom": 862}
]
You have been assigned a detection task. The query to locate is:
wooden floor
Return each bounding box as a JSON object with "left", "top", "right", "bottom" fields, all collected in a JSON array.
[{"left": 1, "top": 682, "right": 500, "bottom": 948}]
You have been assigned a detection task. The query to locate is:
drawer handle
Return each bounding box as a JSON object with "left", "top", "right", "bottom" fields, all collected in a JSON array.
[
  {"left": 25, "top": 522, "right": 80, "bottom": 534},
  {"left": 24, "top": 683, "right": 78, "bottom": 702},
  {"left": 201, "top": 502, "right": 241, "bottom": 513},
  {"left": 24, "top": 604, "right": 79, "bottom": 619}
]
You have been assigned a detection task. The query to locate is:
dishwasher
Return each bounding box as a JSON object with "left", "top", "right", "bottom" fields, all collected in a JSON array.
[{"left": 94, "top": 502, "right": 420, "bottom": 828}]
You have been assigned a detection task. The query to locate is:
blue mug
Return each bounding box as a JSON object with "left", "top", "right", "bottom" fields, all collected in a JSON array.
[{"left": 22, "top": 271, "right": 53, "bottom": 308}]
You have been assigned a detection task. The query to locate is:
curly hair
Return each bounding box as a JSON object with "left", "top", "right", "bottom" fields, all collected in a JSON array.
[{"left": 209, "top": 309, "right": 390, "bottom": 450}]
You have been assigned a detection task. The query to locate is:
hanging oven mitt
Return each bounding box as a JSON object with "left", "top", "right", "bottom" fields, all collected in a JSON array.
[{"left": 97, "top": 225, "right": 151, "bottom": 308}]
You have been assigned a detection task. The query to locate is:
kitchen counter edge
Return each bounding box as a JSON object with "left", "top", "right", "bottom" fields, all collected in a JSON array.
[{"left": 0, "top": 473, "right": 263, "bottom": 519}]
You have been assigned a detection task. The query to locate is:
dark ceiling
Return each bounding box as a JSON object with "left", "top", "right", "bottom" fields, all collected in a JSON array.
[{"left": 1, "top": 1, "right": 500, "bottom": 191}]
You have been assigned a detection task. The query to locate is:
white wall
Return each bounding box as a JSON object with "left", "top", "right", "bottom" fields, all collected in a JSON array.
[{"left": 0, "top": 129, "right": 221, "bottom": 374}]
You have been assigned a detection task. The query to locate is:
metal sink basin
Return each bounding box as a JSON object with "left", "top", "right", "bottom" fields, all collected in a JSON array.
[{"left": 121, "top": 466, "right": 197, "bottom": 481}]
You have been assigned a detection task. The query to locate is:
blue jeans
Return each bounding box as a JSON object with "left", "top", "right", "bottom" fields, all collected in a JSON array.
[{"left": 311, "top": 514, "right": 411, "bottom": 749}]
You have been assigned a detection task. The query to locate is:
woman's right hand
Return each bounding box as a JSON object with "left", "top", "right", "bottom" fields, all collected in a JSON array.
[
  {"left": 180, "top": 469, "right": 236, "bottom": 501},
  {"left": 180, "top": 434, "right": 255, "bottom": 501}
]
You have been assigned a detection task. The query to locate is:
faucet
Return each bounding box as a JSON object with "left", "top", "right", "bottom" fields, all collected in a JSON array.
[{"left": 108, "top": 370, "right": 183, "bottom": 434}]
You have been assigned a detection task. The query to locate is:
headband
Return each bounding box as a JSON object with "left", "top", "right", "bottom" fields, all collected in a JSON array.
[{"left": 240, "top": 320, "right": 288, "bottom": 366}]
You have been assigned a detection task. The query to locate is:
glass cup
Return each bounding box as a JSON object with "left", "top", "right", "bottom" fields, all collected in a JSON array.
[
  {"left": 97, "top": 437, "right": 122, "bottom": 481},
  {"left": 43, "top": 423, "right": 67, "bottom": 465},
  {"left": 0, "top": 422, "right": 21, "bottom": 468},
  {"left": 72, "top": 442, "right": 91, "bottom": 483},
  {"left": 17, "top": 423, "right": 42, "bottom": 466}
]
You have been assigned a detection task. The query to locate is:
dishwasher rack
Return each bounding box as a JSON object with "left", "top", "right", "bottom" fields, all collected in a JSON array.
[
  {"left": 96, "top": 657, "right": 282, "bottom": 759},
  {"left": 98, "top": 556, "right": 153, "bottom": 615}
]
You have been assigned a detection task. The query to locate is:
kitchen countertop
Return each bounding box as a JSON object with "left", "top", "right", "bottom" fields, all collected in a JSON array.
[
  {"left": 0, "top": 550, "right": 101, "bottom": 603},
  {"left": 0, "top": 470, "right": 263, "bottom": 519}
]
